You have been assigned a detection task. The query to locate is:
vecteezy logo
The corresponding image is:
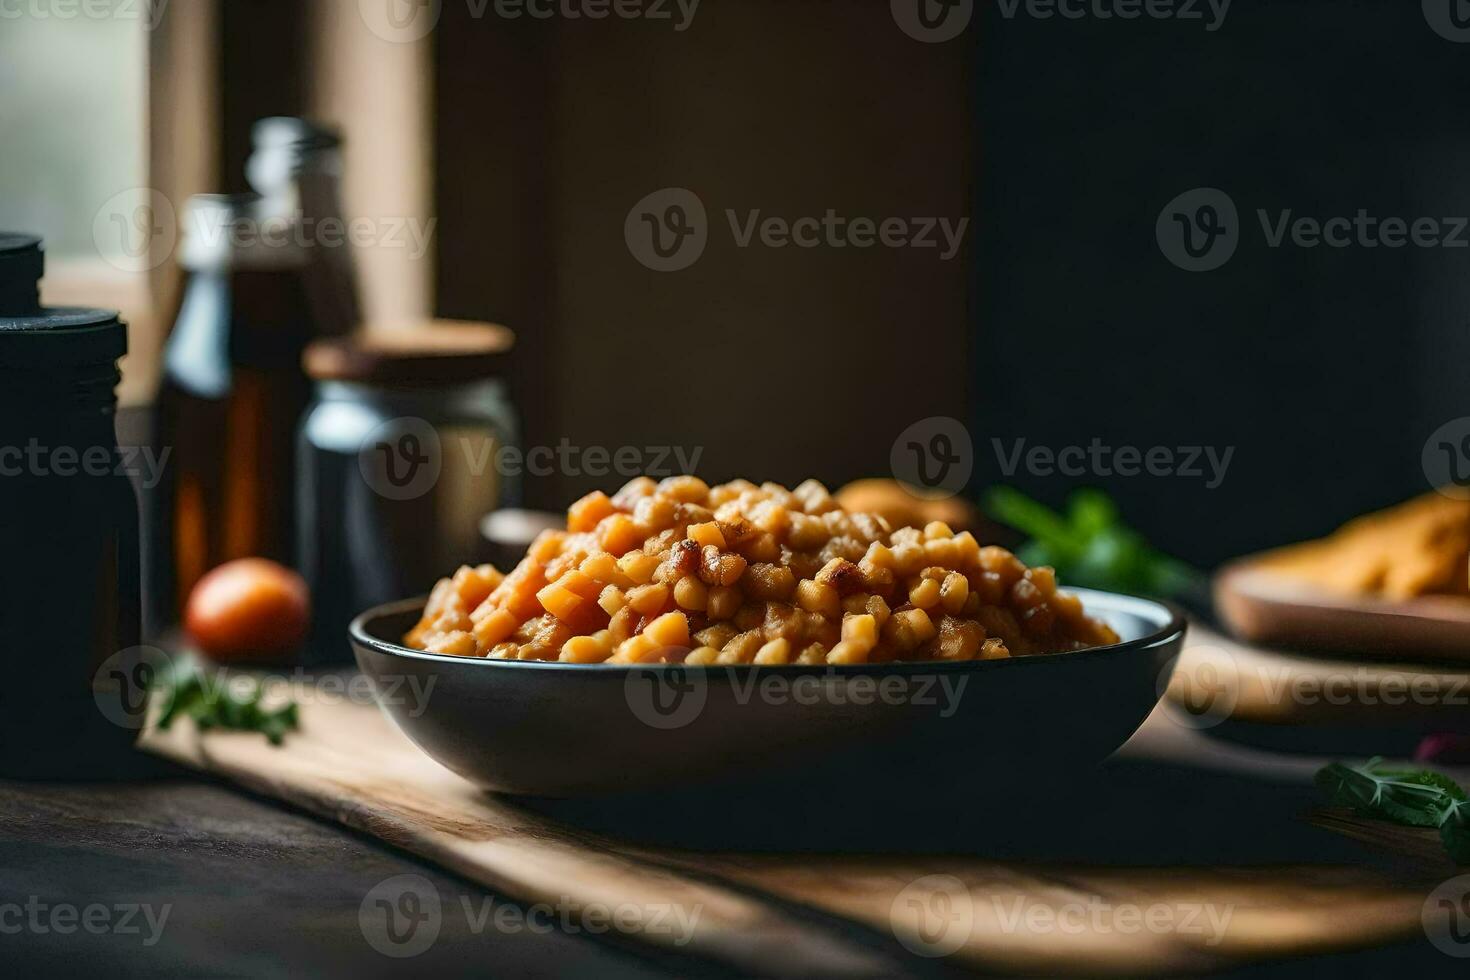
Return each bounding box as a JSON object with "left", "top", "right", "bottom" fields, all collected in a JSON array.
[
  {"left": 625, "top": 188, "right": 708, "bottom": 272},
  {"left": 891, "top": 0, "right": 973, "bottom": 43},
  {"left": 1422, "top": 417, "right": 1470, "bottom": 500},
  {"left": 1423, "top": 875, "right": 1470, "bottom": 957},
  {"left": 379, "top": 435, "right": 431, "bottom": 488},
  {"left": 92, "top": 646, "right": 174, "bottom": 730},
  {"left": 889, "top": 416, "right": 974, "bottom": 500},
  {"left": 624, "top": 665, "right": 707, "bottom": 729},
  {"left": 93, "top": 188, "right": 177, "bottom": 273},
  {"left": 359, "top": 874, "right": 442, "bottom": 958},
  {"left": 359, "top": 416, "right": 442, "bottom": 501},
  {"left": 890, "top": 874, "right": 972, "bottom": 957},
  {"left": 1158, "top": 644, "right": 1240, "bottom": 730},
  {"left": 1424, "top": 0, "right": 1470, "bottom": 42},
  {"left": 1156, "top": 188, "right": 1239, "bottom": 272},
  {"left": 359, "top": 0, "right": 442, "bottom": 43}
]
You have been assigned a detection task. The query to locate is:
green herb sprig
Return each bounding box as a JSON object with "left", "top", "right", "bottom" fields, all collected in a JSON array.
[
  {"left": 152, "top": 659, "right": 300, "bottom": 745},
  {"left": 1316, "top": 758, "right": 1470, "bottom": 863},
  {"left": 986, "top": 487, "right": 1201, "bottom": 599}
]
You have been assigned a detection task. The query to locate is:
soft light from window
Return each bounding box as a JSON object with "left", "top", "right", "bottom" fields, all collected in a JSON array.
[{"left": 0, "top": 11, "right": 148, "bottom": 263}]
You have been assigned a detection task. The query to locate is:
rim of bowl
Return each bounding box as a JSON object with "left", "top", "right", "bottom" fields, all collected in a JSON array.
[{"left": 348, "top": 587, "right": 1188, "bottom": 675}]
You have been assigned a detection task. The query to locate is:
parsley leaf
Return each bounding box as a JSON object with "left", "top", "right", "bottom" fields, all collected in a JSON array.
[
  {"left": 1441, "top": 800, "right": 1470, "bottom": 864},
  {"left": 1317, "top": 759, "right": 1470, "bottom": 863},
  {"left": 986, "top": 487, "right": 1200, "bottom": 598},
  {"left": 152, "top": 658, "right": 299, "bottom": 746}
]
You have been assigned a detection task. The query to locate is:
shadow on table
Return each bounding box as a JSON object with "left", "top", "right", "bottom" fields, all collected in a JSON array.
[{"left": 514, "top": 754, "right": 1385, "bottom": 867}]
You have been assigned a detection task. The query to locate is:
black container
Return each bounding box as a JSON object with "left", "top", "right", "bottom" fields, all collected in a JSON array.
[{"left": 0, "top": 234, "right": 142, "bottom": 778}]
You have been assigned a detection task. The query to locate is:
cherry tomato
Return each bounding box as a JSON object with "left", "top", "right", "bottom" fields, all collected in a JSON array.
[{"left": 185, "top": 558, "right": 310, "bottom": 663}]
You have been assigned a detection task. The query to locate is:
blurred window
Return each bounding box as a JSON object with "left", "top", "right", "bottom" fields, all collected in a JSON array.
[
  {"left": 0, "top": 7, "right": 154, "bottom": 402},
  {"left": 0, "top": 9, "right": 148, "bottom": 264}
]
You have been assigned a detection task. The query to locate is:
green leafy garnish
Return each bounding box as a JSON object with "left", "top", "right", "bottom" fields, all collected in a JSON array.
[
  {"left": 1317, "top": 759, "right": 1470, "bottom": 863},
  {"left": 1444, "top": 807, "right": 1470, "bottom": 863},
  {"left": 152, "top": 658, "right": 299, "bottom": 745},
  {"left": 986, "top": 487, "right": 1201, "bottom": 598}
]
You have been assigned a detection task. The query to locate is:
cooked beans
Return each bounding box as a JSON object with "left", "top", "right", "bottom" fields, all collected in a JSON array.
[{"left": 404, "top": 477, "right": 1121, "bottom": 664}]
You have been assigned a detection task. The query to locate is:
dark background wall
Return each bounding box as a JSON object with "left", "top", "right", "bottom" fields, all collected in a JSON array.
[
  {"left": 434, "top": 1, "right": 974, "bottom": 508},
  {"left": 421, "top": 0, "right": 1465, "bottom": 570},
  {"left": 974, "top": 0, "right": 1470, "bottom": 566}
]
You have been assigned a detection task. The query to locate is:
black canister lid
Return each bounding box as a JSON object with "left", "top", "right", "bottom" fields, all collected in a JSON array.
[
  {"left": 0, "top": 232, "right": 127, "bottom": 367},
  {"left": 0, "top": 233, "right": 44, "bottom": 315},
  {"left": 0, "top": 307, "right": 128, "bottom": 367}
]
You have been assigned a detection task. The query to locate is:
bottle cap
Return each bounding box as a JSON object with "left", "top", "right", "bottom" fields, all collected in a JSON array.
[
  {"left": 251, "top": 116, "right": 342, "bottom": 154},
  {"left": 248, "top": 117, "right": 344, "bottom": 197}
]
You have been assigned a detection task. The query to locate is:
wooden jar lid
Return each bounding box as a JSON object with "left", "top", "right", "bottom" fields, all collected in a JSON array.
[{"left": 304, "top": 319, "right": 514, "bottom": 385}]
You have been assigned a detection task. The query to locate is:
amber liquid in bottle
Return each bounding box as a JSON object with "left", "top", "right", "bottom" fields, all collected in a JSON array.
[{"left": 153, "top": 264, "right": 315, "bottom": 622}]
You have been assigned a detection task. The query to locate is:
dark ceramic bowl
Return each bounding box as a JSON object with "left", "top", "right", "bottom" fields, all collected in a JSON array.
[{"left": 350, "top": 589, "right": 1186, "bottom": 798}]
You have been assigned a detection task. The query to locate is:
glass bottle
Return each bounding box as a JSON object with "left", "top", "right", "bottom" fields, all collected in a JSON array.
[
  {"left": 247, "top": 117, "right": 360, "bottom": 339},
  {"left": 148, "top": 118, "right": 361, "bottom": 632},
  {"left": 150, "top": 195, "right": 318, "bottom": 625}
]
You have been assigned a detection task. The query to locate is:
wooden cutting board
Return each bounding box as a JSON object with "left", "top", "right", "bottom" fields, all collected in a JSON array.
[
  {"left": 139, "top": 689, "right": 1465, "bottom": 976},
  {"left": 1166, "top": 623, "right": 1470, "bottom": 729},
  {"left": 1216, "top": 561, "right": 1470, "bottom": 664}
]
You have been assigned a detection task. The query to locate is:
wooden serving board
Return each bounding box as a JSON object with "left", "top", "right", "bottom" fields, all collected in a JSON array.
[
  {"left": 1216, "top": 562, "right": 1470, "bottom": 664},
  {"left": 1166, "top": 623, "right": 1470, "bottom": 730},
  {"left": 140, "top": 688, "right": 1464, "bottom": 976}
]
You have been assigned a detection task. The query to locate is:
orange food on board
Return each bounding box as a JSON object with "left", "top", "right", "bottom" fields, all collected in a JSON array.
[
  {"left": 185, "top": 558, "right": 310, "bottom": 662},
  {"left": 1254, "top": 493, "right": 1470, "bottom": 600},
  {"left": 834, "top": 478, "right": 982, "bottom": 533}
]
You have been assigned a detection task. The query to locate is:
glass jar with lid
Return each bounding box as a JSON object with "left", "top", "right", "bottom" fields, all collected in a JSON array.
[{"left": 297, "top": 321, "right": 518, "bottom": 661}]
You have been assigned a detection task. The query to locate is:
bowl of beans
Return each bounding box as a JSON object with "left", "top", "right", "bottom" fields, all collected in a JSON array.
[{"left": 350, "top": 477, "right": 1186, "bottom": 797}]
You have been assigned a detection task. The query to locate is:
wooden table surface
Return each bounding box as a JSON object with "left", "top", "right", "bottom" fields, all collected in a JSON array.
[
  {"left": 1, "top": 747, "right": 1464, "bottom": 977},
  {"left": 0, "top": 760, "right": 710, "bottom": 980}
]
